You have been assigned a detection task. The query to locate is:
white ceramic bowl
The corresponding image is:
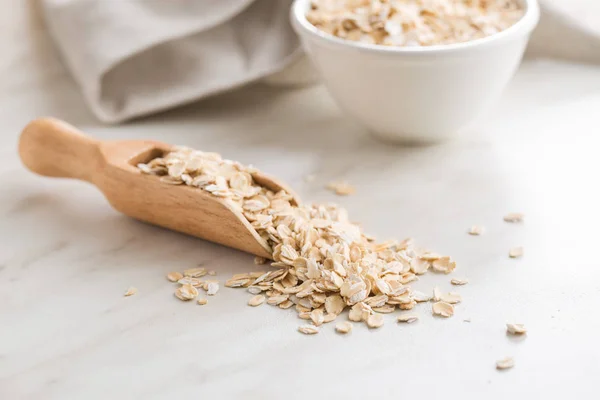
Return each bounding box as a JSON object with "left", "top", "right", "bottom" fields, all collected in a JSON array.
[{"left": 291, "top": 0, "right": 540, "bottom": 143}]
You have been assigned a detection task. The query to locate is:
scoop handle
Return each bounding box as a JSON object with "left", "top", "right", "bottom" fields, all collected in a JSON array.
[{"left": 19, "top": 118, "right": 101, "bottom": 183}]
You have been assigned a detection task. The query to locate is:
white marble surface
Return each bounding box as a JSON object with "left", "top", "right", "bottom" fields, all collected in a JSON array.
[{"left": 2, "top": 2, "right": 600, "bottom": 399}]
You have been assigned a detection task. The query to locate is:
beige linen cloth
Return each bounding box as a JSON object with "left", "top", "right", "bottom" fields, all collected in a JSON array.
[{"left": 41, "top": 0, "right": 600, "bottom": 124}]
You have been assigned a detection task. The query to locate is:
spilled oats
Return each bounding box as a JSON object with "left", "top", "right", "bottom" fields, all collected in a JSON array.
[
  {"left": 140, "top": 146, "right": 462, "bottom": 334},
  {"left": 506, "top": 323, "right": 527, "bottom": 335},
  {"left": 509, "top": 247, "right": 523, "bottom": 258},
  {"left": 496, "top": 357, "right": 515, "bottom": 370},
  {"left": 504, "top": 213, "right": 524, "bottom": 223}
]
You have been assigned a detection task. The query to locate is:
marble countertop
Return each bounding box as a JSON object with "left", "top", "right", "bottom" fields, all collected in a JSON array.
[{"left": 2, "top": 3, "right": 600, "bottom": 399}]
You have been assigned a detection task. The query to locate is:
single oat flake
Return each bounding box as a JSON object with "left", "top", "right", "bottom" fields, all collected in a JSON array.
[
  {"left": 247, "top": 286, "right": 263, "bottom": 295},
  {"left": 325, "top": 294, "right": 345, "bottom": 315},
  {"left": 326, "top": 181, "right": 356, "bottom": 196},
  {"left": 451, "top": 278, "right": 469, "bottom": 286},
  {"left": 254, "top": 256, "right": 267, "bottom": 265},
  {"left": 184, "top": 267, "right": 207, "bottom": 278},
  {"left": 248, "top": 295, "right": 266, "bottom": 307},
  {"left": 298, "top": 325, "right": 320, "bottom": 335},
  {"left": 468, "top": 225, "right": 484, "bottom": 235},
  {"left": 496, "top": 357, "right": 515, "bottom": 370},
  {"left": 348, "top": 305, "right": 366, "bottom": 322},
  {"left": 397, "top": 315, "right": 418, "bottom": 324},
  {"left": 206, "top": 282, "right": 219, "bottom": 296},
  {"left": 506, "top": 323, "right": 527, "bottom": 335},
  {"left": 175, "top": 284, "right": 198, "bottom": 301},
  {"left": 124, "top": 287, "right": 138, "bottom": 297},
  {"left": 504, "top": 213, "right": 524, "bottom": 223},
  {"left": 322, "top": 312, "right": 337, "bottom": 322},
  {"left": 433, "top": 286, "right": 442, "bottom": 302},
  {"left": 335, "top": 321, "right": 353, "bottom": 334},
  {"left": 432, "top": 301, "right": 454, "bottom": 317},
  {"left": 310, "top": 308, "right": 325, "bottom": 326},
  {"left": 412, "top": 290, "right": 432, "bottom": 303},
  {"left": 439, "top": 291, "right": 462, "bottom": 304},
  {"left": 279, "top": 300, "right": 295, "bottom": 309},
  {"left": 509, "top": 247, "right": 524, "bottom": 258},
  {"left": 167, "top": 272, "right": 183, "bottom": 282},
  {"left": 410, "top": 258, "right": 430, "bottom": 275},
  {"left": 178, "top": 277, "right": 202, "bottom": 287},
  {"left": 420, "top": 253, "right": 442, "bottom": 262},
  {"left": 372, "top": 305, "right": 395, "bottom": 314},
  {"left": 197, "top": 298, "right": 208, "bottom": 306},
  {"left": 432, "top": 257, "right": 457, "bottom": 274},
  {"left": 367, "top": 313, "right": 384, "bottom": 329}
]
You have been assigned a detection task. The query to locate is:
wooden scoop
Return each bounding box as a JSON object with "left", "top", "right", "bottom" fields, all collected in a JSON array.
[{"left": 18, "top": 118, "right": 300, "bottom": 259}]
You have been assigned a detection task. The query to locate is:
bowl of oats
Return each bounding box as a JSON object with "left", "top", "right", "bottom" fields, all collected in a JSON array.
[{"left": 291, "top": 0, "right": 540, "bottom": 143}]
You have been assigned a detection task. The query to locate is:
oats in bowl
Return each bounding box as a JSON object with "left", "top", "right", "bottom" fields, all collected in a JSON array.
[{"left": 307, "top": 0, "right": 525, "bottom": 47}]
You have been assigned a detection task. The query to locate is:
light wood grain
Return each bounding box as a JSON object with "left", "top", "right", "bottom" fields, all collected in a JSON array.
[{"left": 18, "top": 117, "right": 300, "bottom": 259}]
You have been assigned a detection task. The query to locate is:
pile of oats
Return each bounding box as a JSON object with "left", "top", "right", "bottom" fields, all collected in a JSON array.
[
  {"left": 307, "top": 0, "right": 524, "bottom": 47},
  {"left": 139, "top": 147, "right": 461, "bottom": 334}
]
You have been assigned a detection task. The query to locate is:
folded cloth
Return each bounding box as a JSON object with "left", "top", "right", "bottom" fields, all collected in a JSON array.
[
  {"left": 527, "top": 0, "right": 600, "bottom": 64},
  {"left": 41, "top": 0, "right": 600, "bottom": 124},
  {"left": 41, "top": 0, "right": 300, "bottom": 123}
]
